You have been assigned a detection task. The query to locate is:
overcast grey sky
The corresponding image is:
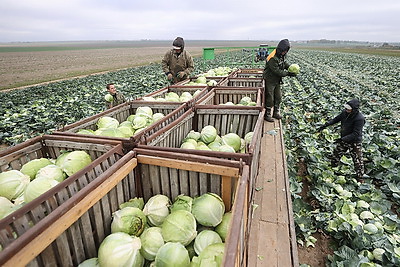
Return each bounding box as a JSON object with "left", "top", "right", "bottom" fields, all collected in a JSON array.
[{"left": 1, "top": 0, "right": 399, "bottom": 43}]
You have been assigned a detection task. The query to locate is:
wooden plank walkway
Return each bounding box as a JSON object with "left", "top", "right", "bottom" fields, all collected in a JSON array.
[{"left": 247, "top": 120, "right": 299, "bottom": 266}]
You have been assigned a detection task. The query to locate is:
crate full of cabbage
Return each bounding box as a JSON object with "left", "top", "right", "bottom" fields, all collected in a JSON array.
[
  {"left": 197, "top": 87, "right": 264, "bottom": 107},
  {"left": 136, "top": 105, "right": 265, "bottom": 195},
  {"left": 174, "top": 75, "right": 227, "bottom": 87},
  {"left": 0, "top": 135, "right": 127, "bottom": 265},
  {"left": 0, "top": 149, "right": 250, "bottom": 267},
  {"left": 230, "top": 68, "right": 264, "bottom": 78},
  {"left": 135, "top": 84, "right": 209, "bottom": 104},
  {"left": 54, "top": 101, "right": 188, "bottom": 150},
  {"left": 218, "top": 77, "right": 264, "bottom": 87}
]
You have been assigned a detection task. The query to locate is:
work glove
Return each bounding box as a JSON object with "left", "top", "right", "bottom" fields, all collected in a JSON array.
[
  {"left": 167, "top": 73, "right": 173, "bottom": 81},
  {"left": 287, "top": 72, "right": 296, "bottom": 77},
  {"left": 177, "top": 71, "right": 186, "bottom": 79}
]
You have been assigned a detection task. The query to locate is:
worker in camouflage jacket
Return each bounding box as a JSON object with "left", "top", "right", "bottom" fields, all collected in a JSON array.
[
  {"left": 317, "top": 98, "right": 368, "bottom": 180},
  {"left": 105, "top": 83, "right": 126, "bottom": 109},
  {"left": 162, "top": 37, "right": 194, "bottom": 84},
  {"left": 263, "top": 38, "right": 297, "bottom": 122}
]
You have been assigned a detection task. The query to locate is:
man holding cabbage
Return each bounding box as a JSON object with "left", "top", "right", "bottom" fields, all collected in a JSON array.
[
  {"left": 105, "top": 83, "right": 126, "bottom": 109},
  {"left": 263, "top": 39, "right": 298, "bottom": 122},
  {"left": 162, "top": 37, "right": 194, "bottom": 84}
]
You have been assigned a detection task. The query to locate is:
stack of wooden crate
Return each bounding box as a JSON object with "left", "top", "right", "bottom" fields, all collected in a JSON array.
[{"left": 0, "top": 68, "right": 266, "bottom": 267}]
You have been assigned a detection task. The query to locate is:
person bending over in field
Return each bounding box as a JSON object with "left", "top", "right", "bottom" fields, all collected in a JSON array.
[
  {"left": 262, "top": 38, "right": 297, "bottom": 122},
  {"left": 105, "top": 83, "right": 126, "bottom": 109},
  {"left": 317, "top": 98, "right": 369, "bottom": 182},
  {"left": 162, "top": 37, "right": 194, "bottom": 84}
]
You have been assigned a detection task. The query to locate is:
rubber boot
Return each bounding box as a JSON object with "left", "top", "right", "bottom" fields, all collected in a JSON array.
[
  {"left": 264, "top": 107, "right": 274, "bottom": 122},
  {"left": 272, "top": 106, "right": 282, "bottom": 120}
]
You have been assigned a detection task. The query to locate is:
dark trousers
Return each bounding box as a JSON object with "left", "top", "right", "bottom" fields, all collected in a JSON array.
[
  {"left": 264, "top": 82, "right": 282, "bottom": 108},
  {"left": 331, "top": 141, "right": 364, "bottom": 178}
]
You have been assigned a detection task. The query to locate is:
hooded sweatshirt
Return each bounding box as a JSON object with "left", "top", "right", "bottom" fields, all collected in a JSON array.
[
  {"left": 162, "top": 37, "right": 194, "bottom": 83},
  {"left": 325, "top": 99, "right": 366, "bottom": 143},
  {"left": 263, "top": 39, "right": 291, "bottom": 84}
]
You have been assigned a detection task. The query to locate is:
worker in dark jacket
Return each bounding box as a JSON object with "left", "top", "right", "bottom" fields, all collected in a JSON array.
[
  {"left": 263, "top": 39, "right": 297, "bottom": 122},
  {"left": 317, "top": 99, "right": 368, "bottom": 180},
  {"left": 162, "top": 37, "right": 194, "bottom": 84},
  {"left": 105, "top": 83, "right": 126, "bottom": 109}
]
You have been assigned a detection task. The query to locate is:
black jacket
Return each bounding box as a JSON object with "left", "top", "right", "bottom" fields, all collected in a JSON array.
[
  {"left": 325, "top": 99, "right": 366, "bottom": 143},
  {"left": 263, "top": 39, "right": 291, "bottom": 85}
]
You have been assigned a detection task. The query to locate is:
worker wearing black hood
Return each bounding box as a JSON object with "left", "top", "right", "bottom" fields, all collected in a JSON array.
[
  {"left": 263, "top": 39, "right": 297, "bottom": 122},
  {"left": 162, "top": 37, "right": 194, "bottom": 84},
  {"left": 317, "top": 99, "right": 368, "bottom": 180}
]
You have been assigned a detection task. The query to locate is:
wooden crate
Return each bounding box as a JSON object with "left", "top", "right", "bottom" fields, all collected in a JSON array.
[
  {"left": 230, "top": 68, "right": 264, "bottom": 78},
  {"left": 174, "top": 76, "right": 227, "bottom": 86},
  {"left": 197, "top": 87, "right": 264, "bottom": 106},
  {"left": 136, "top": 106, "right": 264, "bottom": 197},
  {"left": 53, "top": 101, "right": 188, "bottom": 150},
  {"left": 135, "top": 84, "right": 209, "bottom": 104},
  {"left": 1, "top": 150, "right": 250, "bottom": 267},
  {"left": 219, "top": 77, "right": 264, "bottom": 87},
  {"left": 0, "top": 135, "right": 125, "bottom": 266}
]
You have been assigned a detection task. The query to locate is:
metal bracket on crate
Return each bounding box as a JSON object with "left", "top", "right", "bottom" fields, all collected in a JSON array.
[{"left": 239, "top": 158, "right": 244, "bottom": 177}]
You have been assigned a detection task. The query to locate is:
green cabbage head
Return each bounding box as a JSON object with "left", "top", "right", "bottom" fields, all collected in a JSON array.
[
  {"left": 111, "top": 207, "right": 147, "bottom": 236},
  {"left": 55, "top": 151, "right": 92, "bottom": 176},
  {"left": 155, "top": 242, "right": 190, "bottom": 267},
  {"left": 20, "top": 158, "right": 53, "bottom": 180},
  {"left": 98, "top": 232, "right": 144, "bottom": 267},
  {"left": 0, "top": 170, "right": 30, "bottom": 200}
]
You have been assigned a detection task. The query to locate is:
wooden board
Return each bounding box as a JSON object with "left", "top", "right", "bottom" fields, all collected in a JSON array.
[{"left": 247, "top": 119, "right": 298, "bottom": 266}]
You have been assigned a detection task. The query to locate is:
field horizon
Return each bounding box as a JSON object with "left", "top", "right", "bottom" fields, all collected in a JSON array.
[{"left": 0, "top": 40, "right": 399, "bottom": 90}]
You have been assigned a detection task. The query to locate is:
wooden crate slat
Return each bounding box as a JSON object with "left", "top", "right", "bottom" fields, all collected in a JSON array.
[
  {"left": 90, "top": 201, "right": 105, "bottom": 246},
  {"left": 159, "top": 166, "right": 171, "bottom": 197},
  {"left": 139, "top": 164, "right": 152, "bottom": 200},
  {"left": 189, "top": 171, "right": 200, "bottom": 197},
  {"left": 64, "top": 220, "right": 85, "bottom": 266},
  {"left": 78, "top": 211, "right": 97, "bottom": 260},
  {"left": 169, "top": 167, "right": 179, "bottom": 200},
  {"left": 178, "top": 169, "right": 190, "bottom": 196}
]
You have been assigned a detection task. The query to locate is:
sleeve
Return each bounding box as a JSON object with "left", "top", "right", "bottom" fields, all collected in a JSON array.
[
  {"left": 268, "top": 58, "right": 288, "bottom": 77},
  {"left": 284, "top": 61, "right": 291, "bottom": 70},
  {"left": 326, "top": 112, "right": 344, "bottom": 126},
  {"left": 184, "top": 52, "right": 194, "bottom": 75},
  {"left": 161, "top": 51, "right": 171, "bottom": 74},
  {"left": 119, "top": 93, "right": 126, "bottom": 103},
  {"left": 341, "top": 117, "right": 364, "bottom": 143}
]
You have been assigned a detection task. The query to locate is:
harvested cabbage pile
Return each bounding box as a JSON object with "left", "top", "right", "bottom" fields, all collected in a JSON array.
[
  {"left": 184, "top": 76, "right": 218, "bottom": 87},
  {"left": 180, "top": 125, "right": 254, "bottom": 154},
  {"left": 77, "top": 106, "right": 165, "bottom": 138},
  {"left": 202, "top": 66, "right": 236, "bottom": 77},
  {"left": 78, "top": 193, "right": 232, "bottom": 267},
  {"left": 219, "top": 96, "right": 257, "bottom": 106},
  {"left": 141, "top": 90, "right": 202, "bottom": 102},
  {"left": 0, "top": 151, "right": 92, "bottom": 218}
]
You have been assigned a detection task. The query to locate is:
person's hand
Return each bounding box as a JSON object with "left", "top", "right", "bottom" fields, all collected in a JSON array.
[
  {"left": 167, "top": 73, "right": 173, "bottom": 80},
  {"left": 177, "top": 71, "right": 186, "bottom": 79},
  {"left": 287, "top": 72, "right": 296, "bottom": 77}
]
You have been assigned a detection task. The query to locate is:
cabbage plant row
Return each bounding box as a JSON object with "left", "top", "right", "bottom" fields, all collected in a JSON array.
[{"left": 284, "top": 49, "right": 400, "bottom": 266}]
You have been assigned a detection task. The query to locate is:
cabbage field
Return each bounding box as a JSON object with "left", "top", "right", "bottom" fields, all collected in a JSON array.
[
  {"left": 0, "top": 52, "right": 251, "bottom": 146},
  {"left": 0, "top": 48, "right": 399, "bottom": 266},
  {"left": 284, "top": 50, "right": 400, "bottom": 266}
]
